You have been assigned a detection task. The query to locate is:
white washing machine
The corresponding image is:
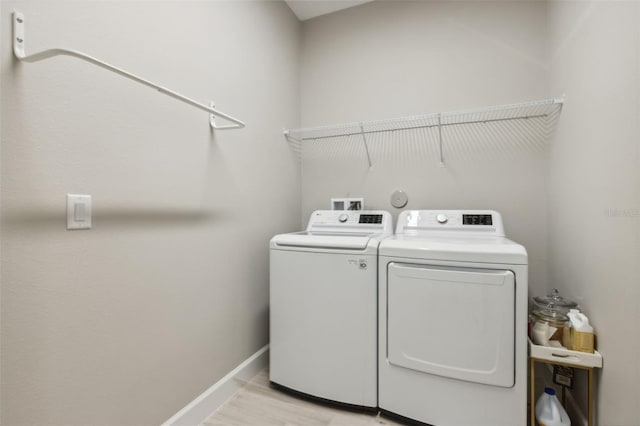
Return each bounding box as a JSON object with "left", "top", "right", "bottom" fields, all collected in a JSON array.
[
  {"left": 378, "top": 210, "right": 528, "bottom": 426},
  {"left": 270, "top": 210, "right": 393, "bottom": 409}
]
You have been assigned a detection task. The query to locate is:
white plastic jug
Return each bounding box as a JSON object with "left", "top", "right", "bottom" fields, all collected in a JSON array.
[
  {"left": 567, "top": 309, "right": 595, "bottom": 353},
  {"left": 535, "top": 387, "right": 571, "bottom": 426},
  {"left": 567, "top": 309, "right": 592, "bottom": 332}
]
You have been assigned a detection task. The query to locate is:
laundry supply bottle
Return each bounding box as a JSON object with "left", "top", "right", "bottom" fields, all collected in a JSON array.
[
  {"left": 535, "top": 387, "right": 571, "bottom": 426},
  {"left": 567, "top": 309, "right": 595, "bottom": 353}
]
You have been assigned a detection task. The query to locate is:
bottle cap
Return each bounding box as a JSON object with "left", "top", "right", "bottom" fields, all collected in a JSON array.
[{"left": 544, "top": 387, "right": 556, "bottom": 396}]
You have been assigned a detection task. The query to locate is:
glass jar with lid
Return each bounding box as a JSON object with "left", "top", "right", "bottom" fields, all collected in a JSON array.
[
  {"left": 533, "top": 288, "right": 578, "bottom": 316},
  {"left": 530, "top": 289, "right": 576, "bottom": 347},
  {"left": 531, "top": 305, "right": 570, "bottom": 346}
]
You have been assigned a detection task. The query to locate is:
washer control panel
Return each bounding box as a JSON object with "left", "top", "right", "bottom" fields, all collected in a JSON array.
[
  {"left": 359, "top": 214, "right": 384, "bottom": 224},
  {"left": 307, "top": 210, "right": 393, "bottom": 234},
  {"left": 397, "top": 210, "right": 505, "bottom": 236}
]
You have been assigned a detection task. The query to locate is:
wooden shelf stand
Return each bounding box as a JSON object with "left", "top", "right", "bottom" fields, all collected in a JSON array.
[{"left": 529, "top": 339, "right": 602, "bottom": 426}]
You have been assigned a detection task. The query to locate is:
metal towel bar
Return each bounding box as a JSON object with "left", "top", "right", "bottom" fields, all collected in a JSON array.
[{"left": 12, "top": 11, "right": 245, "bottom": 130}]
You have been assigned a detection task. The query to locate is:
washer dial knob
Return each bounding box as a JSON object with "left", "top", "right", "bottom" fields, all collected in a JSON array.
[
  {"left": 436, "top": 214, "right": 448, "bottom": 224},
  {"left": 338, "top": 214, "right": 349, "bottom": 223}
]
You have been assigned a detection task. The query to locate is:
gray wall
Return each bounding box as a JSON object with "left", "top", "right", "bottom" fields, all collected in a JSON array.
[
  {"left": 547, "top": 2, "right": 640, "bottom": 424},
  {"left": 300, "top": 1, "right": 550, "bottom": 292},
  {"left": 0, "top": 1, "right": 300, "bottom": 424},
  {"left": 299, "top": 2, "right": 640, "bottom": 424}
]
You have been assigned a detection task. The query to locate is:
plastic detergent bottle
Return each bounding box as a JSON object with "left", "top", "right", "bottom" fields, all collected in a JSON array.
[
  {"left": 535, "top": 387, "right": 571, "bottom": 426},
  {"left": 567, "top": 309, "right": 595, "bottom": 353}
]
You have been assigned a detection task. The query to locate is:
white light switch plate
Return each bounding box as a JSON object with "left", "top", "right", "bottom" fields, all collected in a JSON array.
[{"left": 67, "top": 194, "right": 92, "bottom": 230}]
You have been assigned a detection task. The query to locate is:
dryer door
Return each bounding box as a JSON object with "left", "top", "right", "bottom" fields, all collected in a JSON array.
[{"left": 387, "top": 263, "right": 515, "bottom": 387}]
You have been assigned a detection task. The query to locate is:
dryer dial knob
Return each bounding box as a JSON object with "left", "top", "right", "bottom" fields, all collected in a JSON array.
[
  {"left": 436, "top": 214, "right": 448, "bottom": 224},
  {"left": 338, "top": 214, "right": 349, "bottom": 223}
]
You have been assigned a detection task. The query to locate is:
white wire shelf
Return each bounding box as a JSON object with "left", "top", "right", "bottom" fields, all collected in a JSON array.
[{"left": 284, "top": 98, "right": 563, "bottom": 166}]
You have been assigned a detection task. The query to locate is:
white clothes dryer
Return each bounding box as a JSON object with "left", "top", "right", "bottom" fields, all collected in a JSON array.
[
  {"left": 270, "top": 210, "right": 393, "bottom": 409},
  {"left": 378, "top": 210, "right": 528, "bottom": 426}
]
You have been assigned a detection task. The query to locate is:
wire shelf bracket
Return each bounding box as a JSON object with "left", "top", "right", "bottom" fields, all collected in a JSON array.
[
  {"left": 12, "top": 11, "right": 245, "bottom": 130},
  {"left": 359, "top": 123, "right": 373, "bottom": 168},
  {"left": 284, "top": 98, "right": 564, "bottom": 166}
]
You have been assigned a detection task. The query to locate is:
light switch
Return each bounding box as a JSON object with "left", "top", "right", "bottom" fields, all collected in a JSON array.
[
  {"left": 67, "top": 194, "right": 92, "bottom": 230},
  {"left": 74, "top": 203, "right": 86, "bottom": 221}
]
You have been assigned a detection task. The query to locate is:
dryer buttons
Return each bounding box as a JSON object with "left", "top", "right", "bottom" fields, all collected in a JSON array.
[{"left": 436, "top": 214, "right": 448, "bottom": 224}]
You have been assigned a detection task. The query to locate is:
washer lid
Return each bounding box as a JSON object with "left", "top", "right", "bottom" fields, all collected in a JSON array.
[
  {"left": 272, "top": 232, "right": 373, "bottom": 250},
  {"left": 379, "top": 234, "right": 527, "bottom": 265}
]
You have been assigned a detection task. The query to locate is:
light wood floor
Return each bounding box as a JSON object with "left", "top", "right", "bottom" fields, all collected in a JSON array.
[{"left": 201, "top": 369, "right": 408, "bottom": 426}]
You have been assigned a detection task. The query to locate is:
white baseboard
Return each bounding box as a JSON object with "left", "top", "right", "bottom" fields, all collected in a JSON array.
[{"left": 162, "top": 345, "right": 269, "bottom": 426}]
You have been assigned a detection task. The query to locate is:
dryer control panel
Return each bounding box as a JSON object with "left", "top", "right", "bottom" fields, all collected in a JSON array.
[
  {"left": 397, "top": 210, "right": 505, "bottom": 237},
  {"left": 462, "top": 214, "right": 493, "bottom": 226}
]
